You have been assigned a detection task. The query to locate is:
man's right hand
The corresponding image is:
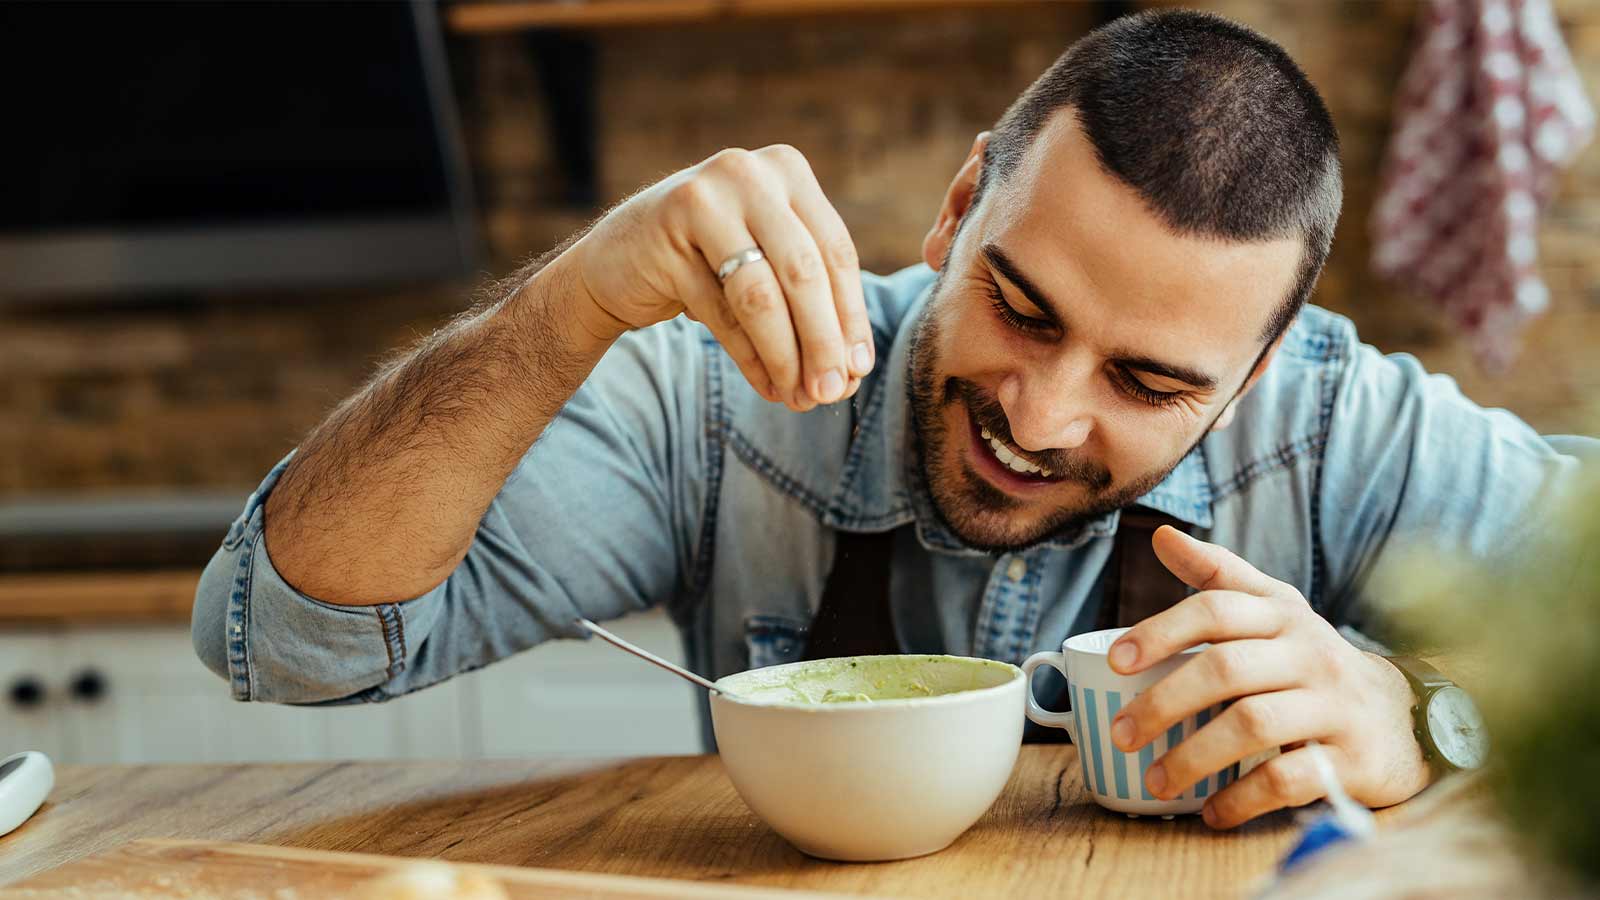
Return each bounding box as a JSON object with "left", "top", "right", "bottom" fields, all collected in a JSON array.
[
  {"left": 570, "top": 145, "right": 876, "bottom": 411},
  {"left": 260, "top": 145, "right": 873, "bottom": 604}
]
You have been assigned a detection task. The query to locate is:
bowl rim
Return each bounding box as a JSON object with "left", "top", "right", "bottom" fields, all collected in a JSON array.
[{"left": 710, "top": 653, "right": 1024, "bottom": 711}]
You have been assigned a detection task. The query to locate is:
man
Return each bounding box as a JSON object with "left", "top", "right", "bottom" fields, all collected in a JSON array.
[{"left": 193, "top": 10, "right": 1587, "bottom": 829}]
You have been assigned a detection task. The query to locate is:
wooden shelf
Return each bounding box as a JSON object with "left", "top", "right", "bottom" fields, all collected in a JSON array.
[
  {"left": 447, "top": 0, "right": 1063, "bottom": 33},
  {"left": 0, "top": 569, "right": 198, "bottom": 624}
]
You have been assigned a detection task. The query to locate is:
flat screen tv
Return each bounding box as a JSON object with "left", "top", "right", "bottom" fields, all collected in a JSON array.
[{"left": 0, "top": 0, "right": 478, "bottom": 301}]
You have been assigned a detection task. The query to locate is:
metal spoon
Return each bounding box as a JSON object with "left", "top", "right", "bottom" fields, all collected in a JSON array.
[{"left": 577, "top": 618, "right": 740, "bottom": 698}]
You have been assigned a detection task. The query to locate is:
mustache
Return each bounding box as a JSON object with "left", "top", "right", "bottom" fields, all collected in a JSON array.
[{"left": 944, "top": 378, "right": 1112, "bottom": 490}]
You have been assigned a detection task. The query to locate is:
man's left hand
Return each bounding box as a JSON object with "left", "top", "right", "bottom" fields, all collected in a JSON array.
[{"left": 1108, "top": 525, "right": 1431, "bottom": 829}]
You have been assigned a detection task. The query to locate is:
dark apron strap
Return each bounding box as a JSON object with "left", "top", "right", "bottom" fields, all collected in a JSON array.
[
  {"left": 802, "top": 393, "right": 902, "bottom": 662},
  {"left": 801, "top": 529, "right": 898, "bottom": 660},
  {"left": 1099, "top": 507, "right": 1193, "bottom": 630}
]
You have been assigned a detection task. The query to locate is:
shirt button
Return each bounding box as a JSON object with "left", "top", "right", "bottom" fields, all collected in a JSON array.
[{"left": 1006, "top": 558, "right": 1027, "bottom": 582}]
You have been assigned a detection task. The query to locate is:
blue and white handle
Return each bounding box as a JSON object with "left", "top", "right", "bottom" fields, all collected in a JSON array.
[{"left": 1021, "top": 651, "right": 1078, "bottom": 742}]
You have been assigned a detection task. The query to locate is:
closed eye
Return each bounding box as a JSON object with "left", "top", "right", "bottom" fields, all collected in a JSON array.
[
  {"left": 985, "top": 282, "right": 1053, "bottom": 334},
  {"left": 1110, "top": 364, "right": 1186, "bottom": 408}
]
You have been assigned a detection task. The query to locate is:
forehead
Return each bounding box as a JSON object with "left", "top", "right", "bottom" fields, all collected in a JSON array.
[{"left": 977, "top": 111, "right": 1302, "bottom": 372}]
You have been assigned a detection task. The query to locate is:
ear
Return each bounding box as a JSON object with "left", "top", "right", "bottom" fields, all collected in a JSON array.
[
  {"left": 1210, "top": 331, "right": 1288, "bottom": 432},
  {"left": 922, "top": 131, "right": 990, "bottom": 272}
]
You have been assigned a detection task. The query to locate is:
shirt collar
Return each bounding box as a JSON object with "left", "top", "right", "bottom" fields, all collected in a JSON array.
[{"left": 827, "top": 275, "right": 1215, "bottom": 554}]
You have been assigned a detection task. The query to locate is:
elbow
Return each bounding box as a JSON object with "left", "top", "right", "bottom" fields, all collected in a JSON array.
[{"left": 191, "top": 545, "right": 236, "bottom": 687}]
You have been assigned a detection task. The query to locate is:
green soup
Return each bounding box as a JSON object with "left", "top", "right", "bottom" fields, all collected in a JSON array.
[{"left": 720, "top": 655, "right": 1017, "bottom": 705}]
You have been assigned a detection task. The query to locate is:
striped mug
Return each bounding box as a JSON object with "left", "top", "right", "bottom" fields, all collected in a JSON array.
[{"left": 1023, "top": 627, "right": 1237, "bottom": 817}]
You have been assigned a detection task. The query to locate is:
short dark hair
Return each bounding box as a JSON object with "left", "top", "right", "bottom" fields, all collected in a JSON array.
[{"left": 975, "top": 10, "right": 1342, "bottom": 343}]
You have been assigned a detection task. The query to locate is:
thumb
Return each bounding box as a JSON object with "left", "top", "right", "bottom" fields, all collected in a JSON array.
[{"left": 1150, "top": 525, "right": 1285, "bottom": 597}]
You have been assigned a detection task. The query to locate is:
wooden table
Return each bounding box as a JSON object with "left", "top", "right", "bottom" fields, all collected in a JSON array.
[{"left": 0, "top": 747, "right": 1316, "bottom": 898}]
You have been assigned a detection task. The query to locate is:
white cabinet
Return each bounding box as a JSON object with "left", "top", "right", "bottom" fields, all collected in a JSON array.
[
  {"left": 0, "top": 608, "right": 701, "bottom": 764},
  {"left": 0, "top": 631, "right": 70, "bottom": 760},
  {"left": 57, "top": 626, "right": 239, "bottom": 764},
  {"left": 49, "top": 628, "right": 477, "bottom": 764},
  {"left": 468, "top": 609, "right": 703, "bottom": 758}
]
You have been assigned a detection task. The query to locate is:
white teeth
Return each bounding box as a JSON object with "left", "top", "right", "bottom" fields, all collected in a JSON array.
[
  {"left": 979, "top": 425, "right": 1056, "bottom": 477},
  {"left": 984, "top": 434, "right": 1052, "bottom": 478}
]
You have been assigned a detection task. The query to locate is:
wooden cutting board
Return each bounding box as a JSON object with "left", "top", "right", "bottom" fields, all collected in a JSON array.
[{"left": 0, "top": 839, "right": 875, "bottom": 900}]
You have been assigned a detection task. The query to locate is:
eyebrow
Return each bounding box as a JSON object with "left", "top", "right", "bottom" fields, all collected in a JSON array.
[
  {"left": 1109, "top": 353, "right": 1219, "bottom": 391},
  {"left": 979, "top": 242, "right": 1221, "bottom": 391}
]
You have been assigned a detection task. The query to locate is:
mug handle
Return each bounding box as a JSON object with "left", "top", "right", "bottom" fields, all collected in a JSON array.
[{"left": 1021, "top": 651, "right": 1077, "bottom": 742}]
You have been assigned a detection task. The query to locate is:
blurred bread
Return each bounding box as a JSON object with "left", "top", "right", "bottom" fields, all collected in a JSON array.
[{"left": 354, "top": 861, "right": 510, "bottom": 900}]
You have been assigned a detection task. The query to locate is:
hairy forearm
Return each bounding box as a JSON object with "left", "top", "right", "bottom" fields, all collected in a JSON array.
[{"left": 263, "top": 241, "right": 626, "bottom": 605}]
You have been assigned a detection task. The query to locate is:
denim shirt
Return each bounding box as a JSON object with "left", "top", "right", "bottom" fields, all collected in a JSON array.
[{"left": 192, "top": 263, "right": 1590, "bottom": 736}]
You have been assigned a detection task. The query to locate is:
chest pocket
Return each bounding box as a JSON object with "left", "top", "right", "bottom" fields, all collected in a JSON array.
[{"left": 742, "top": 614, "right": 809, "bottom": 670}]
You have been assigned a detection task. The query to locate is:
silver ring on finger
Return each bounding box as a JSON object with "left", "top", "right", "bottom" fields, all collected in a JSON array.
[{"left": 717, "top": 246, "right": 766, "bottom": 283}]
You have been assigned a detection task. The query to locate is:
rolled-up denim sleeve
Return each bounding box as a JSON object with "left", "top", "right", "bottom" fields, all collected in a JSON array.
[
  {"left": 192, "top": 318, "right": 711, "bottom": 704},
  {"left": 1315, "top": 333, "right": 1593, "bottom": 635}
]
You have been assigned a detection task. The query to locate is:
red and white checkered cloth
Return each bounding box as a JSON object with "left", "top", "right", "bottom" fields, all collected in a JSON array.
[{"left": 1371, "top": 0, "right": 1593, "bottom": 369}]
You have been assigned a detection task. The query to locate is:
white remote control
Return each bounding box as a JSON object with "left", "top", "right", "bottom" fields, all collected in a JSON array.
[{"left": 0, "top": 751, "right": 53, "bottom": 839}]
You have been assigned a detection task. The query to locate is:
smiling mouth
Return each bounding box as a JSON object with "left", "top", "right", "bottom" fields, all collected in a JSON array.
[
  {"left": 967, "top": 418, "right": 1064, "bottom": 488},
  {"left": 980, "top": 426, "right": 1054, "bottom": 477}
]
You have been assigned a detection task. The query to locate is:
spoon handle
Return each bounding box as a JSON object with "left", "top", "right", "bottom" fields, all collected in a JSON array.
[{"left": 577, "top": 618, "right": 726, "bottom": 695}]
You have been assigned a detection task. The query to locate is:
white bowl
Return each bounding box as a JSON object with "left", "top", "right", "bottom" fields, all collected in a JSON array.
[{"left": 709, "top": 654, "right": 1024, "bottom": 861}]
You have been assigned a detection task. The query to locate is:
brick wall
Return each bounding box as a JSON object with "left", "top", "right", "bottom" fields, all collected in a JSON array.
[
  {"left": 1157, "top": 0, "right": 1600, "bottom": 432},
  {"left": 3, "top": 0, "right": 1596, "bottom": 499}
]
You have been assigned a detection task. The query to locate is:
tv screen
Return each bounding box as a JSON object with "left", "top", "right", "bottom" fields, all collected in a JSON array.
[{"left": 0, "top": 0, "right": 477, "bottom": 300}]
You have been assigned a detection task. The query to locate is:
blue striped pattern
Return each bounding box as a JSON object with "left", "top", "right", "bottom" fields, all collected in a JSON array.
[
  {"left": 1073, "top": 688, "right": 1239, "bottom": 805},
  {"left": 1138, "top": 741, "right": 1156, "bottom": 800},
  {"left": 1071, "top": 684, "right": 1092, "bottom": 788},
  {"left": 1194, "top": 707, "right": 1213, "bottom": 798},
  {"left": 1082, "top": 688, "right": 1107, "bottom": 796},
  {"left": 1105, "top": 691, "right": 1129, "bottom": 799}
]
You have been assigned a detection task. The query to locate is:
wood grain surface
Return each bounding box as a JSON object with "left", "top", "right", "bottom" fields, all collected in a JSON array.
[
  {"left": 0, "top": 748, "right": 1322, "bottom": 898},
  {"left": 0, "top": 839, "right": 873, "bottom": 899}
]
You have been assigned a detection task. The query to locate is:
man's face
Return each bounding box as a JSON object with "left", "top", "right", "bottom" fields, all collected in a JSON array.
[{"left": 909, "top": 113, "right": 1302, "bottom": 552}]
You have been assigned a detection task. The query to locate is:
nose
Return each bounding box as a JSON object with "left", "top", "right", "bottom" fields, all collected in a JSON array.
[{"left": 997, "top": 364, "right": 1094, "bottom": 452}]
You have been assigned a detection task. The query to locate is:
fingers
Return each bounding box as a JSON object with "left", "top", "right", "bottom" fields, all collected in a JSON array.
[
  {"left": 777, "top": 149, "right": 874, "bottom": 386},
  {"left": 693, "top": 214, "right": 808, "bottom": 410},
  {"left": 1150, "top": 526, "right": 1294, "bottom": 598},
  {"left": 1112, "top": 639, "right": 1302, "bottom": 752},
  {"left": 739, "top": 197, "right": 848, "bottom": 407},
  {"left": 1202, "top": 746, "right": 1330, "bottom": 829},
  {"left": 677, "top": 262, "right": 777, "bottom": 401},
  {"left": 677, "top": 145, "right": 868, "bottom": 411},
  {"left": 1110, "top": 589, "right": 1286, "bottom": 675},
  {"left": 1148, "top": 689, "right": 1325, "bottom": 804}
]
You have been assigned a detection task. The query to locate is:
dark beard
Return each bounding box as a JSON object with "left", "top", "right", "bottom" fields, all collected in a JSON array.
[{"left": 905, "top": 272, "right": 1204, "bottom": 553}]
